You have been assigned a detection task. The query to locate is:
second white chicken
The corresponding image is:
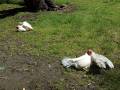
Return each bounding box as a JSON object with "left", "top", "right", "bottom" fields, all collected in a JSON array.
[{"left": 16, "top": 21, "right": 33, "bottom": 32}]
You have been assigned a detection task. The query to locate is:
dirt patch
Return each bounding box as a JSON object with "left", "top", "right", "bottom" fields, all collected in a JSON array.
[
  {"left": 0, "top": 54, "right": 61, "bottom": 90},
  {"left": 16, "top": 13, "right": 38, "bottom": 21},
  {"left": 0, "top": 53, "right": 98, "bottom": 90},
  {"left": 57, "top": 4, "right": 77, "bottom": 13}
]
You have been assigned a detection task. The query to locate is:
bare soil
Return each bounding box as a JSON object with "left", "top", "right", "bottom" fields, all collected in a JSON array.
[{"left": 57, "top": 4, "right": 76, "bottom": 13}]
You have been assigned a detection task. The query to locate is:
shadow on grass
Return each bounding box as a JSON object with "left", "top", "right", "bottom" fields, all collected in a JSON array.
[
  {"left": 0, "top": 7, "right": 27, "bottom": 19},
  {"left": 87, "top": 63, "right": 115, "bottom": 75},
  {"left": 87, "top": 64, "right": 102, "bottom": 75}
]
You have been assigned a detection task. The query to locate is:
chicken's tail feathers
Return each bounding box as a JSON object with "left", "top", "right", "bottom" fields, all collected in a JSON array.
[
  {"left": 61, "top": 57, "right": 73, "bottom": 68},
  {"left": 106, "top": 60, "right": 114, "bottom": 69}
]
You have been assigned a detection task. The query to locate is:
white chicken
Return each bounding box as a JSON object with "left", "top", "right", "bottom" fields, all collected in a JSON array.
[
  {"left": 16, "top": 21, "right": 33, "bottom": 32},
  {"left": 62, "top": 49, "right": 114, "bottom": 70}
]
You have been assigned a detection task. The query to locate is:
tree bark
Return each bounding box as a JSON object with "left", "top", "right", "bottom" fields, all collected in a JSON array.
[{"left": 24, "top": 0, "right": 57, "bottom": 11}]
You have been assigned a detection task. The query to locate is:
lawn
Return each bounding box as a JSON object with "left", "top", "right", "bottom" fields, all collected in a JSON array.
[{"left": 0, "top": 0, "right": 120, "bottom": 90}]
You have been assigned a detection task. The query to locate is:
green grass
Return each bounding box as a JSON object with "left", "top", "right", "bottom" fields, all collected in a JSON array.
[{"left": 0, "top": 0, "right": 120, "bottom": 90}]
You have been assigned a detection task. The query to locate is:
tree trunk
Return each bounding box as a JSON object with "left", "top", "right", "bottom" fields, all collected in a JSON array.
[{"left": 24, "top": 0, "right": 57, "bottom": 11}]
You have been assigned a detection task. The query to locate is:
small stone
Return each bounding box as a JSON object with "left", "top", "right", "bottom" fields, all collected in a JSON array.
[{"left": 48, "top": 64, "right": 51, "bottom": 68}]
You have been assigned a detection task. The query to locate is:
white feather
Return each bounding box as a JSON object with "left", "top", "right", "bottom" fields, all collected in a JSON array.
[
  {"left": 22, "top": 21, "right": 33, "bottom": 30},
  {"left": 62, "top": 53, "right": 91, "bottom": 69},
  {"left": 62, "top": 57, "right": 73, "bottom": 68},
  {"left": 91, "top": 53, "right": 114, "bottom": 69}
]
